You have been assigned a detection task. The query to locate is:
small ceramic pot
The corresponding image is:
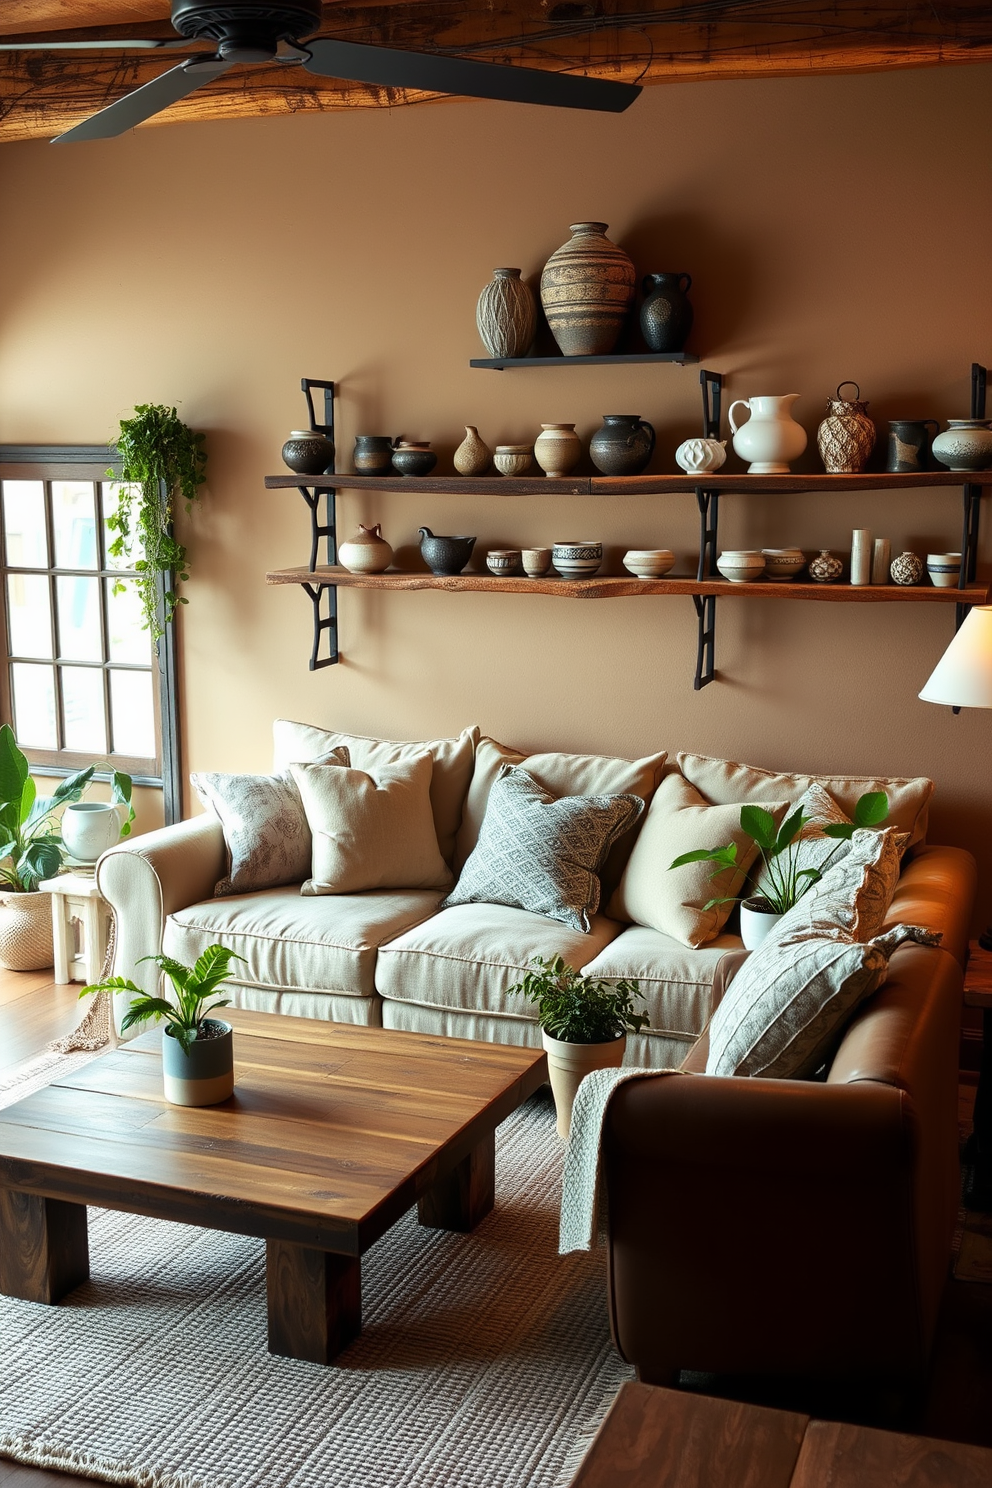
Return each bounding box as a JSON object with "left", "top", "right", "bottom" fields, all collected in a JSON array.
[
  {"left": 809, "top": 549, "right": 844, "bottom": 584},
  {"left": 761, "top": 548, "right": 806, "bottom": 581},
  {"left": 640, "top": 272, "right": 693, "bottom": 353},
  {"left": 589, "top": 415, "right": 655, "bottom": 476},
  {"left": 419, "top": 528, "right": 476, "bottom": 576},
  {"left": 162, "top": 1019, "right": 234, "bottom": 1107},
  {"left": 927, "top": 552, "right": 962, "bottom": 588},
  {"left": 740, "top": 897, "right": 785, "bottom": 950},
  {"left": 716, "top": 549, "right": 765, "bottom": 583},
  {"left": 353, "top": 435, "right": 395, "bottom": 476},
  {"left": 931, "top": 420, "right": 992, "bottom": 472},
  {"left": 494, "top": 445, "right": 534, "bottom": 477},
  {"left": 542, "top": 1029, "right": 625, "bottom": 1139},
  {"left": 890, "top": 551, "right": 924, "bottom": 586},
  {"left": 453, "top": 426, "right": 492, "bottom": 476},
  {"left": 887, "top": 419, "right": 939, "bottom": 473},
  {"left": 553, "top": 540, "right": 602, "bottom": 578},
  {"left": 623, "top": 548, "right": 675, "bottom": 578},
  {"left": 338, "top": 523, "right": 393, "bottom": 574},
  {"left": 487, "top": 549, "right": 522, "bottom": 576},
  {"left": 534, "top": 424, "right": 582, "bottom": 479},
  {"left": 675, "top": 437, "right": 727, "bottom": 475},
  {"left": 61, "top": 801, "right": 121, "bottom": 864},
  {"left": 282, "top": 429, "right": 334, "bottom": 475},
  {"left": 392, "top": 442, "right": 437, "bottom": 477},
  {"left": 522, "top": 547, "right": 553, "bottom": 577}
]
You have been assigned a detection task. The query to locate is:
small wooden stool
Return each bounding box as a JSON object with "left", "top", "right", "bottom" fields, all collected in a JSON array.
[{"left": 39, "top": 873, "right": 113, "bottom": 986}]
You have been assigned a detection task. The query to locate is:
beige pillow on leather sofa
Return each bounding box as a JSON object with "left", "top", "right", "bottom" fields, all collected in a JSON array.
[
  {"left": 274, "top": 720, "right": 479, "bottom": 866},
  {"left": 678, "top": 751, "right": 933, "bottom": 849}
]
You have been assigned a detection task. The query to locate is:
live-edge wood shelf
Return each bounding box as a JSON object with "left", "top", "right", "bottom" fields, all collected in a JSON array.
[{"left": 265, "top": 471, "right": 992, "bottom": 496}]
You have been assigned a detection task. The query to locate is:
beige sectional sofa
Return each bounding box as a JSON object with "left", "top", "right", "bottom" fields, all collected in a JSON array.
[{"left": 97, "top": 721, "right": 947, "bottom": 1068}]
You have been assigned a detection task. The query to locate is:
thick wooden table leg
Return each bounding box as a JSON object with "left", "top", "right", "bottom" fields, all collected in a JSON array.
[
  {"left": 265, "top": 1239, "right": 361, "bottom": 1364},
  {"left": 418, "top": 1130, "right": 495, "bottom": 1232},
  {"left": 0, "top": 1187, "right": 89, "bottom": 1303}
]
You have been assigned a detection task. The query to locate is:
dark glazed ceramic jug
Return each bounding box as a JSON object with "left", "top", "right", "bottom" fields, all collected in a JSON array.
[
  {"left": 887, "top": 419, "right": 939, "bottom": 473},
  {"left": 640, "top": 273, "right": 693, "bottom": 353},
  {"left": 419, "top": 528, "right": 476, "bottom": 576},
  {"left": 353, "top": 435, "right": 395, "bottom": 476},
  {"left": 589, "top": 414, "right": 656, "bottom": 476}
]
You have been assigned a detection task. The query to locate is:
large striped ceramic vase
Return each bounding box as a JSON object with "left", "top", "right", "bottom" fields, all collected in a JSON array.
[
  {"left": 540, "top": 222, "right": 636, "bottom": 358},
  {"left": 476, "top": 268, "right": 537, "bottom": 359}
]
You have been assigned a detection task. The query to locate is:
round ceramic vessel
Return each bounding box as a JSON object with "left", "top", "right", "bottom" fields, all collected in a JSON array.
[
  {"left": 352, "top": 435, "right": 394, "bottom": 476},
  {"left": 540, "top": 222, "right": 636, "bottom": 359},
  {"left": 622, "top": 548, "right": 675, "bottom": 578},
  {"left": 926, "top": 552, "right": 962, "bottom": 588},
  {"left": 716, "top": 549, "right": 765, "bottom": 583},
  {"left": 494, "top": 445, "right": 534, "bottom": 477},
  {"left": 809, "top": 549, "right": 844, "bottom": 584},
  {"left": 890, "top": 551, "right": 924, "bottom": 586},
  {"left": 486, "top": 549, "right": 522, "bottom": 575},
  {"left": 640, "top": 272, "right": 693, "bottom": 353},
  {"left": 740, "top": 897, "right": 785, "bottom": 950},
  {"left": 61, "top": 801, "right": 120, "bottom": 864},
  {"left": 476, "top": 268, "right": 537, "bottom": 359},
  {"left": 761, "top": 548, "right": 806, "bottom": 581},
  {"left": 392, "top": 443, "right": 437, "bottom": 477},
  {"left": 589, "top": 414, "right": 655, "bottom": 476},
  {"left": 522, "top": 547, "right": 553, "bottom": 577},
  {"left": 931, "top": 420, "right": 992, "bottom": 472},
  {"left": 728, "top": 395, "right": 807, "bottom": 474},
  {"left": 675, "top": 437, "right": 727, "bottom": 475},
  {"left": 553, "top": 540, "right": 602, "bottom": 578},
  {"left": 453, "top": 426, "right": 492, "bottom": 477},
  {"left": 419, "top": 528, "right": 476, "bottom": 576},
  {"left": 162, "top": 1019, "right": 234, "bottom": 1108},
  {"left": 815, "top": 383, "right": 876, "bottom": 475},
  {"left": 534, "top": 423, "right": 582, "bottom": 479},
  {"left": 338, "top": 523, "right": 393, "bottom": 575},
  {"left": 282, "top": 430, "right": 334, "bottom": 475}
]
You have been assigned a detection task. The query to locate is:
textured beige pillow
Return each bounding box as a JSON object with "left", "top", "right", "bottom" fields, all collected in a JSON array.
[
  {"left": 453, "top": 737, "right": 667, "bottom": 896},
  {"left": 770, "top": 825, "right": 905, "bottom": 943},
  {"left": 677, "top": 752, "right": 933, "bottom": 849},
  {"left": 291, "top": 755, "right": 453, "bottom": 894},
  {"left": 274, "top": 721, "right": 479, "bottom": 866},
  {"left": 609, "top": 772, "right": 787, "bottom": 948}
]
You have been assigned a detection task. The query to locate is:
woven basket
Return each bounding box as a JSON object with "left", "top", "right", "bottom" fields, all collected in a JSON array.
[{"left": 0, "top": 890, "right": 55, "bottom": 971}]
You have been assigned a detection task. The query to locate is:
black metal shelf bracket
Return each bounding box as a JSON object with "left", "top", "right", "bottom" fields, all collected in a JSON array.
[
  {"left": 298, "top": 378, "right": 338, "bottom": 669},
  {"left": 692, "top": 369, "right": 724, "bottom": 689}
]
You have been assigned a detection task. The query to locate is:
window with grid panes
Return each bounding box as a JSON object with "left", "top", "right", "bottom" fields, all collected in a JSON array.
[{"left": 0, "top": 468, "right": 161, "bottom": 781}]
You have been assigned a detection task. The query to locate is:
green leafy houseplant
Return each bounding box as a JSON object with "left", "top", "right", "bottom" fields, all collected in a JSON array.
[
  {"left": 669, "top": 791, "right": 890, "bottom": 917},
  {"left": 85, "top": 944, "right": 246, "bottom": 1054},
  {"left": 0, "top": 723, "right": 133, "bottom": 893},
  {"left": 509, "top": 954, "right": 649, "bottom": 1044},
  {"left": 108, "top": 403, "right": 207, "bottom": 642}
]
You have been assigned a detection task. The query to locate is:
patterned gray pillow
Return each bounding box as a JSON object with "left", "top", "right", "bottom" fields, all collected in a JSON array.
[
  {"left": 191, "top": 745, "right": 350, "bottom": 895},
  {"left": 442, "top": 765, "right": 644, "bottom": 933}
]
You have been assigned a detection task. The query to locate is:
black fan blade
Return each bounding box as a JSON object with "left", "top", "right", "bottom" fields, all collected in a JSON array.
[
  {"left": 0, "top": 39, "right": 183, "bottom": 50},
  {"left": 303, "top": 39, "right": 640, "bottom": 113},
  {"left": 53, "top": 58, "right": 233, "bottom": 143}
]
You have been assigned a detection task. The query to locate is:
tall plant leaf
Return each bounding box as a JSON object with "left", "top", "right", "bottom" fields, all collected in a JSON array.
[
  {"left": 0, "top": 724, "right": 28, "bottom": 807},
  {"left": 853, "top": 791, "right": 888, "bottom": 827},
  {"left": 739, "top": 805, "right": 778, "bottom": 853}
]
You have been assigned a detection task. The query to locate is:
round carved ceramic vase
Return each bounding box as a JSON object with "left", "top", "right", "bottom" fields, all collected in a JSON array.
[
  {"left": 675, "top": 437, "right": 726, "bottom": 475},
  {"left": 540, "top": 223, "right": 636, "bottom": 358},
  {"left": 453, "top": 426, "right": 492, "bottom": 476},
  {"left": 639, "top": 272, "right": 693, "bottom": 353},
  {"left": 493, "top": 445, "right": 533, "bottom": 477},
  {"left": 890, "top": 551, "right": 924, "bottom": 586},
  {"left": 475, "top": 268, "right": 537, "bottom": 359},
  {"left": 534, "top": 423, "right": 582, "bottom": 479},
  {"left": 728, "top": 395, "right": 807, "bottom": 474},
  {"left": 0, "top": 891, "right": 55, "bottom": 971},
  {"left": 931, "top": 420, "right": 992, "bottom": 472},
  {"left": 589, "top": 415, "right": 655, "bottom": 476},
  {"left": 282, "top": 429, "right": 334, "bottom": 475},
  {"left": 809, "top": 549, "right": 843, "bottom": 584},
  {"left": 816, "top": 382, "right": 876, "bottom": 474},
  {"left": 338, "top": 523, "right": 393, "bottom": 574},
  {"left": 761, "top": 548, "right": 806, "bottom": 581}
]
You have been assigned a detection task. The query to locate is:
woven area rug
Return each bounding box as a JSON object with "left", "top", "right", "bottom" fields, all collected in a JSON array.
[{"left": 0, "top": 1052, "right": 632, "bottom": 1488}]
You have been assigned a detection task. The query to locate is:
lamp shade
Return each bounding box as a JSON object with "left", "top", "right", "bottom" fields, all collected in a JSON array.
[{"left": 919, "top": 605, "right": 992, "bottom": 708}]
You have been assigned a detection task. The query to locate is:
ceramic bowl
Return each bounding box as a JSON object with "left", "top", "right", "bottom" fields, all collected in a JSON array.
[
  {"left": 716, "top": 549, "right": 766, "bottom": 583},
  {"left": 761, "top": 548, "right": 806, "bottom": 581},
  {"left": 392, "top": 442, "right": 437, "bottom": 477},
  {"left": 553, "top": 540, "right": 602, "bottom": 578},
  {"left": 487, "top": 549, "right": 522, "bottom": 575},
  {"left": 494, "top": 445, "right": 534, "bottom": 477},
  {"left": 282, "top": 430, "right": 334, "bottom": 475},
  {"left": 927, "top": 552, "right": 963, "bottom": 588},
  {"left": 623, "top": 548, "right": 676, "bottom": 579},
  {"left": 522, "top": 547, "right": 553, "bottom": 577}
]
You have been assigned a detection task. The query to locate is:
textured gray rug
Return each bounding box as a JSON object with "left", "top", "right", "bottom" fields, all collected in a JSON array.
[{"left": 0, "top": 1072, "right": 632, "bottom": 1488}]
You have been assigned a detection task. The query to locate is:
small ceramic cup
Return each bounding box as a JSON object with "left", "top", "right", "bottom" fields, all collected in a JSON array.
[
  {"left": 716, "top": 549, "right": 766, "bottom": 583},
  {"left": 553, "top": 540, "right": 603, "bottom": 578},
  {"left": 927, "top": 552, "right": 963, "bottom": 588},
  {"left": 487, "top": 549, "right": 522, "bottom": 576},
  {"left": 494, "top": 445, "right": 534, "bottom": 477},
  {"left": 761, "top": 547, "right": 806, "bottom": 581},
  {"left": 623, "top": 548, "right": 676, "bottom": 579},
  {"left": 522, "top": 547, "right": 553, "bottom": 577}
]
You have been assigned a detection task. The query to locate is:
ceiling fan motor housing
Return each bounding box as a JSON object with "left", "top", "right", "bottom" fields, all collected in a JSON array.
[{"left": 170, "top": 1, "right": 323, "bottom": 61}]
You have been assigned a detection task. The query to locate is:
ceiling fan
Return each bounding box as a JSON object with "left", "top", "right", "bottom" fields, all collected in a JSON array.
[{"left": 0, "top": 0, "right": 640, "bottom": 143}]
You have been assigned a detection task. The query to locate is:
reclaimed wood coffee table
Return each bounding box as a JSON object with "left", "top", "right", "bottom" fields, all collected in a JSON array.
[{"left": 0, "top": 1009, "right": 547, "bottom": 1364}]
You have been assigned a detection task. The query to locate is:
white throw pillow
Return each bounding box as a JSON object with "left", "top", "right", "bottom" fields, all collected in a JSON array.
[
  {"left": 773, "top": 826, "right": 905, "bottom": 943},
  {"left": 291, "top": 754, "right": 452, "bottom": 894}
]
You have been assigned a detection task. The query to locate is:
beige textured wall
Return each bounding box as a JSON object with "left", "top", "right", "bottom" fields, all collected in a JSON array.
[{"left": 1, "top": 64, "right": 991, "bottom": 911}]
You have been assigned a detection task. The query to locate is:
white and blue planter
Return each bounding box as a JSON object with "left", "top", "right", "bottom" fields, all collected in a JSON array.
[{"left": 162, "top": 1020, "right": 235, "bottom": 1106}]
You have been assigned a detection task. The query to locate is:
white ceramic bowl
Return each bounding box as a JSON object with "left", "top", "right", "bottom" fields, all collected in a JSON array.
[
  {"left": 761, "top": 547, "right": 806, "bottom": 581},
  {"left": 623, "top": 548, "right": 676, "bottom": 578},
  {"left": 716, "top": 549, "right": 766, "bottom": 583},
  {"left": 926, "top": 552, "right": 962, "bottom": 587},
  {"left": 553, "top": 540, "right": 602, "bottom": 578}
]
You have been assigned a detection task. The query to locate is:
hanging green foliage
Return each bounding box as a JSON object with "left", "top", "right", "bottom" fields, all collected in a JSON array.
[{"left": 108, "top": 404, "right": 207, "bottom": 642}]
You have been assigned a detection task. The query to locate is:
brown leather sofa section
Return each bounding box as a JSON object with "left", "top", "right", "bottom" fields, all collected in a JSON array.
[{"left": 602, "top": 844, "right": 975, "bottom": 1390}]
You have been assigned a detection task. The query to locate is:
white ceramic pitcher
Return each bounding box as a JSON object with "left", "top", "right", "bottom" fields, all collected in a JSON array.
[
  {"left": 728, "top": 394, "right": 807, "bottom": 474},
  {"left": 61, "top": 801, "right": 121, "bottom": 865}
]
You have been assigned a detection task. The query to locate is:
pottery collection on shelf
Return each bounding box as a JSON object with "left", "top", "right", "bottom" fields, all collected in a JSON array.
[
  {"left": 716, "top": 550, "right": 765, "bottom": 583},
  {"left": 809, "top": 550, "right": 844, "bottom": 584},
  {"left": 890, "top": 551, "right": 924, "bottom": 586},
  {"left": 282, "top": 429, "right": 334, "bottom": 475},
  {"left": 419, "top": 528, "right": 476, "bottom": 576},
  {"left": 639, "top": 273, "right": 693, "bottom": 353},
  {"left": 816, "top": 382, "right": 876, "bottom": 475},
  {"left": 338, "top": 523, "right": 393, "bottom": 575},
  {"left": 589, "top": 414, "right": 656, "bottom": 476},
  {"left": 540, "top": 223, "right": 636, "bottom": 358},
  {"left": 392, "top": 441, "right": 437, "bottom": 477},
  {"left": 887, "top": 419, "right": 939, "bottom": 473},
  {"left": 552, "top": 541, "right": 603, "bottom": 577},
  {"left": 475, "top": 268, "right": 537, "bottom": 359},
  {"left": 729, "top": 395, "right": 807, "bottom": 474},
  {"left": 931, "top": 420, "right": 992, "bottom": 472}
]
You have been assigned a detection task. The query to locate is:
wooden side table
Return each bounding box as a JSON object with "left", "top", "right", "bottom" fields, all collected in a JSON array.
[
  {"left": 964, "top": 940, "right": 992, "bottom": 1211},
  {"left": 38, "top": 873, "right": 112, "bottom": 987}
]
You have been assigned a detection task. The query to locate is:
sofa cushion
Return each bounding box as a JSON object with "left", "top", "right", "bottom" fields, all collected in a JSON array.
[
  {"left": 164, "top": 885, "right": 446, "bottom": 999},
  {"left": 773, "top": 826, "right": 904, "bottom": 943},
  {"left": 375, "top": 901, "right": 622, "bottom": 1018},
  {"left": 443, "top": 766, "right": 643, "bottom": 933},
  {"left": 581, "top": 924, "right": 742, "bottom": 1043},
  {"left": 677, "top": 751, "right": 933, "bottom": 848},
  {"left": 453, "top": 737, "right": 666, "bottom": 893},
  {"left": 273, "top": 720, "right": 479, "bottom": 866}
]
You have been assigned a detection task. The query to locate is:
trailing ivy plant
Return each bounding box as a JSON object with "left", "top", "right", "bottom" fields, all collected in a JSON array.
[{"left": 108, "top": 404, "right": 207, "bottom": 642}]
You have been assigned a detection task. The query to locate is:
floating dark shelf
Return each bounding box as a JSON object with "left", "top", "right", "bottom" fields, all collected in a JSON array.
[{"left": 469, "top": 352, "right": 699, "bottom": 369}]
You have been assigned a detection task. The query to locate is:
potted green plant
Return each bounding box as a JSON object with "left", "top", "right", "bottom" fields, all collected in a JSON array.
[
  {"left": 0, "top": 724, "right": 133, "bottom": 971},
  {"left": 508, "top": 954, "right": 649, "bottom": 1138},
  {"left": 670, "top": 792, "right": 890, "bottom": 950},
  {"left": 108, "top": 402, "right": 207, "bottom": 643},
  {"left": 85, "top": 944, "right": 245, "bottom": 1106}
]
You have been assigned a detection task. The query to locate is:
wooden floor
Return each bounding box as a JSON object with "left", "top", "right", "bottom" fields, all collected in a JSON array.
[{"left": 0, "top": 967, "right": 990, "bottom": 1485}]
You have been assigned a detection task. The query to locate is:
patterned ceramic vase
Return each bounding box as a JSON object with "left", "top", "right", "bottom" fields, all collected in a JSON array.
[
  {"left": 639, "top": 272, "right": 693, "bottom": 353},
  {"left": 816, "top": 382, "right": 876, "bottom": 474},
  {"left": 931, "top": 420, "right": 992, "bottom": 472},
  {"left": 475, "top": 269, "right": 537, "bottom": 359},
  {"left": 890, "top": 551, "right": 924, "bottom": 586},
  {"left": 493, "top": 445, "right": 533, "bottom": 477},
  {"left": 338, "top": 523, "right": 393, "bottom": 574},
  {"left": 282, "top": 429, "right": 334, "bottom": 475},
  {"left": 534, "top": 423, "right": 582, "bottom": 478},
  {"left": 353, "top": 435, "right": 395, "bottom": 476},
  {"left": 809, "top": 549, "right": 844, "bottom": 583},
  {"left": 540, "top": 223, "right": 636, "bottom": 358},
  {"left": 675, "top": 437, "right": 727, "bottom": 475},
  {"left": 453, "top": 426, "right": 492, "bottom": 476}
]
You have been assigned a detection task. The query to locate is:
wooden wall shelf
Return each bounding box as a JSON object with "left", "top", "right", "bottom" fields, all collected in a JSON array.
[{"left": 265, "top": 470, "right": 992, "bottom": 497}]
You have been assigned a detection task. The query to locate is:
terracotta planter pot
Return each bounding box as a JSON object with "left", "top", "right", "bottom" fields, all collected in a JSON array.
[
  {"left": 542, "top": 1029, "right": 625, "bottom": 1139},
  {"left": 0, "top": 890, "right": 55, "bottom": 971}
]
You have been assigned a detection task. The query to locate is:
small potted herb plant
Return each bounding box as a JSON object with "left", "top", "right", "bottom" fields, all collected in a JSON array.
[
  {"left": 509, "top": 954, "right": 649, "bottom": 1138},
  {"left": 85, "top": 944, "right": 244, "bottom": 1106}
]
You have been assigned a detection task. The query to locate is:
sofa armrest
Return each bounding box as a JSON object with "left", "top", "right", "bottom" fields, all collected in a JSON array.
[
  {"left": 885, "top": 843, "right": 976, "bottom": 967},
  {"left": 97, "top": 815, "right": 226, "bottom": 1028}
]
